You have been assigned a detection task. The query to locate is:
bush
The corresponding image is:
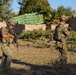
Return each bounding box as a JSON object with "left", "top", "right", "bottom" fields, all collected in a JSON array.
[
  {"left": 20, "top": 29, "right": 76, "bottom": 51},
  {"left": 20, "top": 29, "right": 52, "bottom": 41},
  {"left": 67, "top": 30, "right": 76, "bottom": 52}
]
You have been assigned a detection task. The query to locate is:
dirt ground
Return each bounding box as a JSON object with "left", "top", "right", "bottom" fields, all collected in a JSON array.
[{"left": 0, "top": 39, "right": 76, "bottom": 75}]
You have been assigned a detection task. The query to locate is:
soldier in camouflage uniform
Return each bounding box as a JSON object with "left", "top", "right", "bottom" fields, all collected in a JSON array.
[
  {"left": 0, "top": 20, "right": 15, "bottom": 72},
  {"left": 54, "top": 15, "right": 70, "bottom": 64}
]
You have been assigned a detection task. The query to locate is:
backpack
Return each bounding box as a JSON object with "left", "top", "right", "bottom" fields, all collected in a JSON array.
[
  {"left": 53, "top": 25, "right": 60, "bottom": 41},
  {"left": 0, "top": 27, "right": 3, "bottom": 42}
]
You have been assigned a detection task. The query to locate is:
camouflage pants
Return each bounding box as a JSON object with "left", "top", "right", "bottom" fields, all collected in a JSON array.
[
  {"left": 56, "top": 40, "right": 67, "bottom": 64},
  {"left": 0, "top": 43, "right": 13, "bottom": 71}
]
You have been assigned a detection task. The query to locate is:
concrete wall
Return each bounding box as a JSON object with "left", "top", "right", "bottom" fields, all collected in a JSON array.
[
  {"left": 14, "top": 24, "right": 46, "bottom": 35},
  {"left": 25, "top": 24, "right": 46, "bottom": 31},
  {"left": 0, "top": 21, "right": 6, "bottom": 28},
  {"left": 46, "top": 24, "right": 57, "bottom": 31},
  {"left": 51, "top": 24, "right": 57, "bottom": 31},
  {"left": 14, "top": 23, "right": 58, "bottom": 35}
]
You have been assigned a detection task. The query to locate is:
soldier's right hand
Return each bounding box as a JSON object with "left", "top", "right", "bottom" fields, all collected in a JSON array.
[
  {"left": 9, "top": 34, "right": 14, "bottom": 38},
  {"left": 11, "top": 35, "right": 14, "bottom": 38}
]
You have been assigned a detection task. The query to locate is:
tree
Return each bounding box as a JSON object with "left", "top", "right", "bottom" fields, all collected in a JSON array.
[
  {"left": 50, "top": 5, "right": 76, "bottom": 23},
  {"left": 57, "top": 5, "right": 76, "bottom": 19},
  {"left": 0, "top": 0, "right": 13, "bottom": 22},
  {"left": 50, "top": 9, "right": 58, "bottom": 21},
  {"left": 18, "top": 0, "right": 52, "bottom": 23},
  {"left": 64, "top": 7, "right": 76, "bottom": 16},
  {"left": 57, "top": 6, "right": 65, "bottom": 18},
  {"left": 10, "top": 12, "right": 19, "bottom": 17}
]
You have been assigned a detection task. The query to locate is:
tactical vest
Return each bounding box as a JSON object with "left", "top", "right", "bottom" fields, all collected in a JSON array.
[
  {"left": 2, "top": 27, "right": 10, "bottom": 43},
  {"left": 53, "top": 24, "right": 67, "bottom": 41}
]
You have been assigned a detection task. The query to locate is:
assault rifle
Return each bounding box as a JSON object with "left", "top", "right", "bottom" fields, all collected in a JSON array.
[
  {"left": 12, "top": 33, "right": 19, "bottom": 50},
  {"left": 9, "top": 28, "right": 19, "bottom": 50}
]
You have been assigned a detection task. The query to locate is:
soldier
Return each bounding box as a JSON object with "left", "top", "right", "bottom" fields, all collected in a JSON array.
[
  {"left": 0, "top": 20, "right": 16, "bottom": 72},
  {"left": 54, "top": 15, "right": 70, "bottom": 65}
]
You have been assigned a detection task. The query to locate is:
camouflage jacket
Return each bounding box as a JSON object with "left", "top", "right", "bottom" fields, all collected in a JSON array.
[
  {"left": 54, "top": 24, "right": 70, "bottom": 42},
  {"left": 2, "top": 27, "right": 14, "bottom": 44}
]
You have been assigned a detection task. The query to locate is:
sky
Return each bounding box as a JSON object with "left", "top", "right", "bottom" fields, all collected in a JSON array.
[{"left": 12, "top": 0, "right": 76, "bottom": 13}]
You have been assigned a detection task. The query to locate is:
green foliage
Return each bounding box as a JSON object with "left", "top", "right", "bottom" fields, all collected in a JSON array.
[
  {"left": 36, "top": 44, "right": 46, "bottom": 48},
  {"left": 64, "top": 7, "right": 76, "bottom": 16},
  {"left": 10, "top": 12, "right": 19, "bottom": 17},
  {"left": 67, "top": 30, "right": 76, "bottom": 52},
  {"left": 20, "top": 29, "right": 76, "bottom": 51},
  {"left": 70, "top": 31, "right": 76, "bottom": 39},
  {"left": 51, "top": 6, "right": 76, "bottom": 21},
  {"left": 67, "top": 43, "right": 76, "bottom": 52},
  {"left": 57, "top": 6, "right": 76, "bottom": 18},
  {"left": 18, "top": 1, "right": 76, "bottom": 23},
  {"left": 20, "top": 29, "right": 52, "bottom": 41},
  {"left": 50, "top": 9, "right": 58, "bottom": 21},
  {"left": 0, "top": 0, "right": 13, "bottom": 21},
  {"left": 57, "top": 6, "right": 65, "bottom": 18}
]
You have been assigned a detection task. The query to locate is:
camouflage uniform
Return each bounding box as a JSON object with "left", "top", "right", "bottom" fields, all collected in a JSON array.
[
  {"left": 54, "top": 16, "right": 70, "bottom": 64},
  {"left": 0, "top": 21, "right": 15, "bottom": 71}
]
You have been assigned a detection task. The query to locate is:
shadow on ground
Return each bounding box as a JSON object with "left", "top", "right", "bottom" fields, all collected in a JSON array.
[
  {"left": 0, "top": 56, "right": 76, "bottom": 75},
  {"left": 0, "top": 59, "right": 75, "bottom": 75}
]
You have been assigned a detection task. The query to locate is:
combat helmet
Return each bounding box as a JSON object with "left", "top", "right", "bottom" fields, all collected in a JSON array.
[
  {"left": 7, "top": 20, "right": 15, "bottom": 27},
  {"left": 59, "top": 15, "right": 67, "bottom": 22}
]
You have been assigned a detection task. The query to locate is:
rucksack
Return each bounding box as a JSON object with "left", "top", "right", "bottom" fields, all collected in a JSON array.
[
  {"left": 0, "top": 27, "right": 3, "bottom": 42},
  {"left": 53, "top": 25, "right": 60, "bottom": 41}
]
